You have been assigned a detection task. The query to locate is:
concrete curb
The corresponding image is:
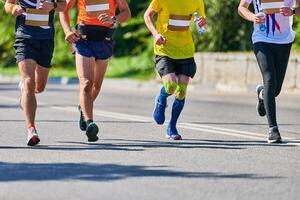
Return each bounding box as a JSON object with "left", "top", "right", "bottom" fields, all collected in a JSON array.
[
  {"left": 1, "top": 52, "right": 300, "bottom": 94},
  {"left": 193, "top": 52, "right": 300, "bottom": 94}
]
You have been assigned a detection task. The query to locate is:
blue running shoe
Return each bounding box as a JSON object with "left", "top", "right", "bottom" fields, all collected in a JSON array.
[
  {"left": 166, "top": 125, "right": 182, "bottom": 140},
  {"left": 153, "top": 95, "right": 167, "bottom": 125}
]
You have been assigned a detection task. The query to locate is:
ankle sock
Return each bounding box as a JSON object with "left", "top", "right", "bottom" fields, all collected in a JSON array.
[{"left": 86, "top": 119, "right": 94, "bottom": 126}]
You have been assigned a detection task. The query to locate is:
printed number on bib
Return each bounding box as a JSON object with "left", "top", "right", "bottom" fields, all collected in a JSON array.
[
  {"left": 168, "top": 15, "right": 192, "bottom": 31},
  {"left": 25, "top": 8, "right": 49, "bottom": 27},
  {"left": 261, "top": 0, "right": 285, "bottom": 14},
  {"left": 86, "top": 0, "right": 109, "bottom": 16}
]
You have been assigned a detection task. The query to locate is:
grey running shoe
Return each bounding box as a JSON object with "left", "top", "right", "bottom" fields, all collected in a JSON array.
[
  {"left": 256, "top": 85, "right": 266, "bottom": 117},
  {"left": 268, "top": 127, "right": 282, "bottom": 144},
  {"left": 18, "top": 81, "right": 24, "bottom": 110},
  {"left": 86, "top": 122, "right": 99, "bottom": 142},
  {"left": 78, "top": 105, "right": 87, "bottom": 131},
  {"left": 27, "top": 127, "right": 40, "bottom": 146}
]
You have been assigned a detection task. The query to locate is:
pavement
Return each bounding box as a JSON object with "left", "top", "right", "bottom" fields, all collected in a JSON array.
[{"left": 0, "top": 81, "right": 299, "bottom": 200}]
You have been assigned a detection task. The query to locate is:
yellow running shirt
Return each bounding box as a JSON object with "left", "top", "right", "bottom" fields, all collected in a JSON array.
[{"left": 150, "top": 0, "right": 205, "bottom": 59}]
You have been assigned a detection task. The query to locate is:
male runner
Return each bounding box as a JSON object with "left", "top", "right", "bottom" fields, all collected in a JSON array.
[
  {"left": 59, "top": 0, "right": 131, "bottom": 142},
  {"left": 5, "top": 0, "right": 66, "bottom": 146},
  {"left": 144, "top": 0, "right": 207, "bottom": 140}
]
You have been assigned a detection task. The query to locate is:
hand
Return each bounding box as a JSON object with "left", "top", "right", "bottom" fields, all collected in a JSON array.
[
  {"left": 39, "top": 1, "right": 54, "bottom": 13},
  {"left": 98, "top": 13, "right": 114, "bottom": 24},
  {"left": 12, "top": 5, "right": 24, "bottom": 16},
  {"left": 280, "top": 7, "right": 293, "bottom": 16},
  {"left": 65, "top": 31, "right": 79, "bottom": 43},
  {"left": 196, "top": 17, "right": 208, "bottom": 28},
  {"left": 154, "top": 33, "right": 166, "bottom": 45},
  {"left": 254, "top": 13, "right": 266, "bottom": 24}
]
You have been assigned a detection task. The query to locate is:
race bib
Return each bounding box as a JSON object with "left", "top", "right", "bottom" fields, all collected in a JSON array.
[
  {"left": 86, "top": 0, "right": 109, "bottom": 16},
  {"left": 261, "top": 0, "right": 285, "bottom": 14},
  {"left": 168, "top": 15, "right": 191, "bottom": 31},
  {"left": 25, "top": 8, "right": 49, "bottom": 27}
]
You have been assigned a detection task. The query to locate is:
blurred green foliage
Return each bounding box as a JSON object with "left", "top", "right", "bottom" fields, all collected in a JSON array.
[{"left": 1, "top": 0, "right": 300, "bottom": 77}]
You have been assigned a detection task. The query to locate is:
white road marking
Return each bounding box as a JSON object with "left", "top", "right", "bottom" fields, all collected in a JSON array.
[
  {"left": 52, "top": 106, "right": 300, "bottom": 145},
  {"left": 1, "top": 96, "right": 299, "bottom": 145}
]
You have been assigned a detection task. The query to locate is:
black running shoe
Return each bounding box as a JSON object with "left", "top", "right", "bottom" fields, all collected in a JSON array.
[
  {"left": 256, "top": 85, "right": 266, "bottom": 117},
  {"left": 268, "top": 127, "right": 282, "bottom": 144},
  {"left": 86, "top": 122, "right": 99, "bottom": 142},
  {"left": 78, "top": 105, "right": 87, "bottom": 131}
]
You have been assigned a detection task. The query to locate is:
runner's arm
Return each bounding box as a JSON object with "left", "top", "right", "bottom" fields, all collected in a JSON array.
[
  {"left": 144, "top": 7, "right": 159, "bottom": 38},
  {"left": 115, "top": 0, "right": 131, "bottom": 23},
  {"left": 55, "top": 0, "right": 67, "bottom": 12},
  {"left": 59, "top": 0, "right": 79, "bottom": 43},
  {"left": 59, "top": 0, "right": 76, "bottom": 36},
  {"left": 238, "top": 0, "right": 256, "bottom": 22},
  {"left": 238, "top": 0, "right": 265, "bottom": 24},
  {"left": 144, "top": 6, "right": 165, "bottom": 45}
]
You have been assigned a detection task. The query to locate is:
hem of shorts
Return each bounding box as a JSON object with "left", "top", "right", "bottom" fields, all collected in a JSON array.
[
  {"left": 154, "top": 53, "right": 194, "bottom": 60},
  {"left": 95, "top": 56, "right": 112, "bottom": 61},
  {"left": 16, "top": 57, "right": 52, "bottom": 68},
  {"left": 157, "top": 71, "right": 195, "bottom": 79}
]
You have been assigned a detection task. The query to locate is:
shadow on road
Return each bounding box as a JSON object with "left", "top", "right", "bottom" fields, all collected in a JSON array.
[{"left": 0, "top": 162, "right": 281, "bottom": 182}]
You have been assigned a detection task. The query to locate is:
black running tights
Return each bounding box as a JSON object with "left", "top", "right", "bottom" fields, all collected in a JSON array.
[{"left": 253, "top": 42, "right": 292, "bottom": 128}]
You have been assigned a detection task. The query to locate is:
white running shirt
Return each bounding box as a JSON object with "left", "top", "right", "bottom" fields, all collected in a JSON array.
[{"left": 245, "top": 0, "right": 295, "bottom": 44}]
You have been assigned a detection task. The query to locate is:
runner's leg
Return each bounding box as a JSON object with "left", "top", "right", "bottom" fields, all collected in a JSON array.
[
  {"left": 274, "top": 43, "right": 292, "bottom": 97},
  {"left": 19, "top": 59, "right": 37, "bottom": 128},
  {"left": 92, "top": 59, "right": 109, "bottom": 101},
  {"left": 76, "top": 53, "right": 95, "bottom": 121},
  {"left": 153, "top": 73, "right": 177, "bottom": 124},
  {"left": 35, "top": 65, "right": 50, "bottom": 93},
  {"left": 167, "top": 74, "right": 189, "bottom": 140}
]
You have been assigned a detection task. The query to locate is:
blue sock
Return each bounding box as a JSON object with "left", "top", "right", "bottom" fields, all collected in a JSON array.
[
  {"left": 169, "top": 98, "right": 185, "bottom": 129},
  {"left": 158, "top": 87, "right": 171, "bottom": 105}
]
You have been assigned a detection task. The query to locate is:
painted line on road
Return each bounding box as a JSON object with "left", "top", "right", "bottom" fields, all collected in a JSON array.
[
  {"left": 1, "top": 96, "right": 299, "bottom": 145},
  {"left": 52, "top": 106, "right": 300, "bottom": 145}
]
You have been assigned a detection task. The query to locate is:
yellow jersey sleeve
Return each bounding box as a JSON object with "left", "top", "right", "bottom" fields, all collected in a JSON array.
[
  {"left": 197, "top": 0, "right": 206, "bottom": 17},
  {"left": 150, "top": 0, "right": 164, "bottom": 13}
]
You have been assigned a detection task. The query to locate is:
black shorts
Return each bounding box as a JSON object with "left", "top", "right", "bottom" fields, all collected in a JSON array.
[
  {"left": 155, "top": 55, "right": 197, "bottom": 78},
  {"left": 14, "top": 38, "right": 54, "bottom": 68}
]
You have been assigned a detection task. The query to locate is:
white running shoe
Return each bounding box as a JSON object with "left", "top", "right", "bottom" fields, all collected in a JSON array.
[{"left": 27, "top": 127, "right": 40, "bottom": 146}]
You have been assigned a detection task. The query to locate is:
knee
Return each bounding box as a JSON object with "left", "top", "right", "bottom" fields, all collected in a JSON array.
[
  {"left": 35, "top": 85, "right": 46, "bottom": 93},
  {"left": 175, "top": 83, "right": 187, "bottom": 100},
  {"left": 93, "top": 83, "right": 101, "bottom": 92},
  {"left": 163, "top": 81, "right": 177, "bottom": 95},
  {"left": 264, "top": 77, "right": 277, "bottom": 91},
  {"left": 80, "top": 78, "right": 93, "bottom": 93},
  {"left": 23, "top": 78, "right": 35, "bottom": 94}
]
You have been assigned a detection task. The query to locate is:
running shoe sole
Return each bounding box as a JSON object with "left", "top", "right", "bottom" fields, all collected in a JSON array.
[
  {"left": 86, "top": 123, "right": 99, "bottom": 142},
  {"left": 166, "top": 134, "right": 182, "bottom": 140},
  {"left": 267, "top": 138, "right": 282, "bottom": 144},
  {"left": 256, "top": 85, "right": 266, "bottom": 117},
  {"left": 27, "top": 135, "right": 40, "bottom": 146}
]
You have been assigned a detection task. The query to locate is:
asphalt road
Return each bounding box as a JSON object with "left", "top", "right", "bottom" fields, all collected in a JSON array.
[{"left": 0, "top": 81, "right": 299, "bottom": 200}]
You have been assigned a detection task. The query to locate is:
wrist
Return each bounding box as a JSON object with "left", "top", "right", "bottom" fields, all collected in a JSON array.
[{"left": 111, "top": 16, "right": 119, "bottom": 26}]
